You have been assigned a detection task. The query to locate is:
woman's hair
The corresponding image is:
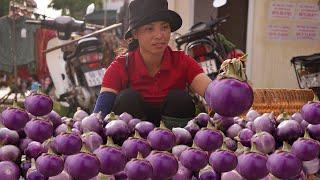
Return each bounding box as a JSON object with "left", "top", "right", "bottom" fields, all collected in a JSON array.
[
  {"left": 128, "top": 39, "right": 139, "bottom": 51},
  {"left": 115, "top": 36, "right": 140, "bottom": 56}
]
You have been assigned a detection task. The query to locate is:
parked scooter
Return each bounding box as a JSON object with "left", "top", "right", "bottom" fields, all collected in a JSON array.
[
  {"left": 175, "top": 0, "right": 243, "bottom": 79},
  {"left": 26, "top": 4, "right": 122, "bottom": 113}
]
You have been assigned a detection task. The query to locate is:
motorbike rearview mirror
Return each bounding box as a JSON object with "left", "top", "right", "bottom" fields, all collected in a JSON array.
[
  {"left": 86, "top": 3, "right": 95, "bottom": 15},
  {"left": 213, "top": 0, "right": 227, "bottom": 8}
]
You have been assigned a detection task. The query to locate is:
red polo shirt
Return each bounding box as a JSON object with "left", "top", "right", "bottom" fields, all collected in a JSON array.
[{"left": 101, "top": 47, "right": 203, "bottom": 104}]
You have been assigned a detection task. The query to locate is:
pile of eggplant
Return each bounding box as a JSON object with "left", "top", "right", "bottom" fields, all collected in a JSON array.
[{"left": 0, "top": 56, "right": 319, "bottom": 180}]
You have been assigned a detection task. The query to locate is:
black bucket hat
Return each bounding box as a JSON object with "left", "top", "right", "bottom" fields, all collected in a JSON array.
[{"left": 124, "top": 0, "right": 182, "bottom": 40}]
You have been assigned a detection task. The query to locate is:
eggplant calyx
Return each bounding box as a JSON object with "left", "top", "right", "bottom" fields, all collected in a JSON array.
[
  {"left": 276, "top": 112, "right": 291, "bottom": 123},
  {"left": 105, "top": 112, "right": 119, "bottom": 122},
  {"left": 206, "top": 121, "right": 216, "bottom": 130},
  {"left": 218, "top": 55, "right": 248, "bottom": 82}
]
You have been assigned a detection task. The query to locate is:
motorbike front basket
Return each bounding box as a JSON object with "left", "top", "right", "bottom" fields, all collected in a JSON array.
[{"left": 291, "top": 53, "right": 320, "bottom": 89}]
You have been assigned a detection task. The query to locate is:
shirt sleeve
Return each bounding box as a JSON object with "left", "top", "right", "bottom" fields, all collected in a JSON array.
[
  {"left": 183, "top": 54, "right": 204, "bottom": 84},
  {"left": 101, "top": 57, "right": 127, "bottom": 92}
]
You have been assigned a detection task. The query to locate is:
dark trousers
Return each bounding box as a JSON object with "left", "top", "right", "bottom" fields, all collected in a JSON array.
[{"left": 112, "top": 89, "right": 195, "bottom": 127}]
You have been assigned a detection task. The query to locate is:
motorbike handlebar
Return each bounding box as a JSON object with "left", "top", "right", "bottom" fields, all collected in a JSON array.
[
  {"left": 26, "top": 19, "right": 56, "bottom": 29},
  {"left": 26, "top": 17, "right": 85, "bottom": 32},
  {"left": 175, "top": 15, "right": 230, "bottom": 48}
]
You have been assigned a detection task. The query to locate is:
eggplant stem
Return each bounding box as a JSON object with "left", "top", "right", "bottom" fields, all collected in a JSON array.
[
  {"left": 43, "top": 137, "right": 54, "bottom": 154},
  {"left": 304, "top": 130, "right": 311, "bottom": 139},
  {"left": 192, "top": 141, "right": 199, "bottom": 148},
  {"left": 97, "top": 112, "right": 102, "bottom": 120},
  {"left": 134, "top": 130, "right": 142, "bottom": 139},
  {"left": 250, "top": 142, "right": 260, "bottom": 153},
  {"left": 65, "top": 119, "right": 74, "bottom": 133},
  {"left": 160, "top": 121, "right": 168, "bottom": 129},
  {"left": 12, "top": 101, "right": 18, "bottom": 108},
  {"left": 221, "top": 141, "right": 228, "bottom": 151},
  {"left": 269, "top": 173, "right": 279, "bottom": 180},
  {"left": 137, "top": 152, "right": 143, "bottom": 159},
  {"left": 80, "top": 142, "right": 91, "bottom": 153},
  {"left": 106, "top": 112, "right": 118, "bottom": 122},
  {"left": 282, "top": 141, "right": 291, "bottom": 152},
  {"left": 31, "top": 158, "right": 36, "bottom": 169},
  {"left": 234, "top": 136, "right": 240, "bottom": 142},
  {"left": 199, "top": 164, "right": 213, "bottom": 174},
  {"left": 207, "top": 122, "right": 215, "bottom": 129},
  {"left": 106, "top": 136, "right": 119, "bottom": 147}
]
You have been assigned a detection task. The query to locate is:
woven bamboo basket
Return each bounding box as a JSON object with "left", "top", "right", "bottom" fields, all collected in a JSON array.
[{"left": 252, "top": 88, "right": 315, "bottom": 115}]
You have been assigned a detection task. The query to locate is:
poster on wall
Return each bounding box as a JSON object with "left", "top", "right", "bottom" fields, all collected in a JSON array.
[
  {"left": 294, "top": 24, "right": 319, "bottom": 41},
  {"left": 296, "top": 2, "right": 320, "bottom": 20},
  {"left": 269, "top": 1, "right": 296, "bottom": 19},
  {"left": 267, "top": 24, "right": 291, "bottom": 40},
  {"left": 268, "top": 1, "right": 320, "bottom": 41}
]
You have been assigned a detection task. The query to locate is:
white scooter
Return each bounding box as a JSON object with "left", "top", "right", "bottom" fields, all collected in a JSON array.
[{"left": 27, "top": 4, "right": 122, "bottom": 113}]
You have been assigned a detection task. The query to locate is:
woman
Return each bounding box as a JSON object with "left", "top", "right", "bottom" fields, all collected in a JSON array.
[{"left": 94, "top": 0, "right": 212, "bottom": 128}]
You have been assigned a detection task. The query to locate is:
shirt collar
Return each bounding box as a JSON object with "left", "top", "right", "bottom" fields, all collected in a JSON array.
[
  {"left": 160, "top": 47, "right": 173, "bottom": 71},
  {"left": 133, "top": 46, "right": 173, "bottom": 77}
]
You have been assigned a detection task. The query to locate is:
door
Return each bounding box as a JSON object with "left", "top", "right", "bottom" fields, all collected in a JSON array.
[{"left": 217, "top": 0, "right": 249, "bottom": 52}]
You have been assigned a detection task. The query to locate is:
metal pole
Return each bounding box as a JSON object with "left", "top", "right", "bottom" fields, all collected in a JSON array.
[
  {"left": 43, "top": 23, "right": 122, "bottom": 53},
  {"left": 11, "top": 0, "right": 17, "bottom": 84},
  {"left": 104, "top": 0, "right": 108, "bottom": 26}
]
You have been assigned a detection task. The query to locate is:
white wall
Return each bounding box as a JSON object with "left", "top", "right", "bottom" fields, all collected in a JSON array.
[
  {"left": 168, "top": 0, "right": 194, "bottom": 35},
  {"left": 103, "top": 0, "right": 124, "bottom": 12},
  {"left": 246, "top": 0, "right": 320, "bottom": 89}
]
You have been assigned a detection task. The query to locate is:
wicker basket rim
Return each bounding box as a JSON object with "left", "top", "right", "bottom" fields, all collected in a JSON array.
[{"left": 253, "top": 88, "right": 313, "bottom": 91}]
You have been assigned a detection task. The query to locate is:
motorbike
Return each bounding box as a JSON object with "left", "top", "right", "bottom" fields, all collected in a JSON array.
[
  {"left": 26, "top": 4, "right": 122, "bottom": 113},
  {"left": 174, "top": 0, "right": 244, "bottom": 114},
  {"left": 174, "top": 0, "right": 243, "bottom": 80}
]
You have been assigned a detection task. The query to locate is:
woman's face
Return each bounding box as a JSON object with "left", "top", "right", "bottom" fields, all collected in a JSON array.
[{"left": 133, "top": 21, "right": 171, "bottom": 55}]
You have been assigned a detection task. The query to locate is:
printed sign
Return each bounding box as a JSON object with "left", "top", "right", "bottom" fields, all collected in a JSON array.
[
  {"left": 267, "top": 24, "right": 291, "bottom": 40},
  {"left": 295, "top": 24, "right": 319, "bottom": 41},
  {"left": 296, "top": 2, "right": 320, "bottom": 20},
  {"left": 269, "top": 1, "right": 296, "bottom": 19}
]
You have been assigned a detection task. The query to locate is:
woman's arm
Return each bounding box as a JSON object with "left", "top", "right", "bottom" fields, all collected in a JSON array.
[
  {"left": 100, "top": 87, "right": 118, "bottom": 94},
  {"left": 93, "top": 88, "right": 117, "bottom": 118},
  {"left": 93, "top": 57, "right": 126, "bottom": 117},
  {"left": 190, "top": 73, "right": 212, "bottom": 97}
]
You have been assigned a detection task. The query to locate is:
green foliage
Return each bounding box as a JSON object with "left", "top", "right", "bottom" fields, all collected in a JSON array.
[{"left": 49, "top": 0, "right": 103, "bottom": 19}]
